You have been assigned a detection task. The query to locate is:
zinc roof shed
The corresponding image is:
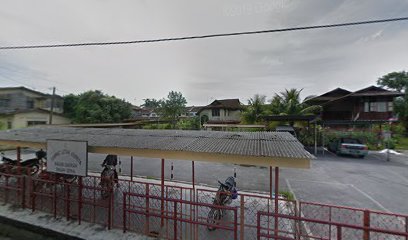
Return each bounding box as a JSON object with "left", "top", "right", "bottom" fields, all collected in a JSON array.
[{"left": 0, "top": 127, "right": 313, "bottom": 169}]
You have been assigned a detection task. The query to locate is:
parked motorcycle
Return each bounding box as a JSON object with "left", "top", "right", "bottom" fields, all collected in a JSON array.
[
  {"left": 0, "top": 149, "right": 46, "bottom": 176},
  {"left": 100, "top": 163, "right": 117, "bottom": 199},
  {"left": 207, "top": 176, "right": 238, "bottom": 231}
]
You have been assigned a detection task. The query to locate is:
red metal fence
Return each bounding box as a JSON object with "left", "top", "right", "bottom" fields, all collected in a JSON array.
[{"left": 1, "top": 169, "right": 408, "bottom": 239}]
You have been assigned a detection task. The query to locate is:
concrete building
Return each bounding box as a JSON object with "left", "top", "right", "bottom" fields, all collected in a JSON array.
[
  {"left": 0, "top": 87, "right": 70, "bottom": 129},
  {"left": 198, "top": 99, "right": 243, "bottom": 125}
]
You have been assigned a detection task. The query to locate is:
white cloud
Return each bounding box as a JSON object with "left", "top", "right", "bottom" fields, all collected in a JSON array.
[{"left": 0, "top": 0, "right": 408, "bottom": 105}]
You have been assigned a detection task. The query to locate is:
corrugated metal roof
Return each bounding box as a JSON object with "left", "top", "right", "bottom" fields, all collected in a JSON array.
[{"left": 0, "top": 127, "right": 313, "bottom": 160}]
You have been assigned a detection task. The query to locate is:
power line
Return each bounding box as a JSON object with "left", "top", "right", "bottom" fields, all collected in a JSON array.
[{"left": 0, "top": 17, "right": 407, "bottom": 50}]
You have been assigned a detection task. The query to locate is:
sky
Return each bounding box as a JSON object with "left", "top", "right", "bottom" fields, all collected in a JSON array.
[{"left": 0, "top": 0, "right": 408, "bottom": 106}]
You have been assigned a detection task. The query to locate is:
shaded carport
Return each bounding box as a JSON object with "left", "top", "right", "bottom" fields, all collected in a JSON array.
[
  {"left": 263, "top": 115, "right": 320, "bottom": 154},
  {"left": 0, "top": 126, "right": 313, "bottom": 238}
]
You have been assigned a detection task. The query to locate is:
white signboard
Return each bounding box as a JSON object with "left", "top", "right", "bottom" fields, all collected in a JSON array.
[{"left": 47, "top": 140, "right": 88, "bottom": 176}]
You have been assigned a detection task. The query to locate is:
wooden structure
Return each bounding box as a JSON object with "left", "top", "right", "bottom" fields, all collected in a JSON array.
[{"left": 306, "top": 86, "right": 403, "bottom": 124}]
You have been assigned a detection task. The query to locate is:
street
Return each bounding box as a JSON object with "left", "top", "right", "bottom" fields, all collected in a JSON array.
[{"left": 3, "top": 149, "right": 408, "bottom": 215}]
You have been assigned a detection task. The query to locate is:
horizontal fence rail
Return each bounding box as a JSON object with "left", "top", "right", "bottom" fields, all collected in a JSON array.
[
  {"left": 257, "top": 211, "right": 408, "bottom": 240},
  {"left": 0, "top": 169, "right": 408, "bottom": 239}
]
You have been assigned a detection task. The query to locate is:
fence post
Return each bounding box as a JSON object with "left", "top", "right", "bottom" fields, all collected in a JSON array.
[
  {"left": 329, "top": 206, "right": 332, "bottom": 238},
  {"left": 21, "top": 176, "right": 26, "bottom": 209},
  {"left": 161, "top": 158, "right": 165, "bottom": 227},
  {"left": 123, "top": 193, "right": 127, "bottom": 233},
  {"left": 66, "top": 184, "right": 71, "bottom": 221},
  {"left": 108, "top": 188, "right": 113, "bottom": 230},
  {"left": 16, "top": 146, "right": 21, "bottom": 175},
  {"left": 274, "top": 167, "right": 280, "bottom": 239},
  {"left": 257, "top": 212, "right": 261, "bottom": 240},
  {"left": 78, "top": 177, "right": 82, "bottom": 225},
  {"left": 31, "top": 179, "right": 35, "bottom": 212},
  {"left": 173, "top": 201, "right": 177, "bottom": 240},
  {"left": 53, "top": 181, "right": 57, "bottom": 218},
  {"left": 337, "top": 226, "right": 342, "bottom": 240},
  {"left": 295, "top": 201, "right": 300, "bottom": 240},
  {"left": 145, "top": 183, "right": 150, "bottom": 235},
  {"left": 240, "top": 195, "right": 245, "bottom": 240},
  {"left": 234, "top": 208, "right": 238, "bottom": 240},
  {"left": 4, "top": 175, "right": 8, "bottom": 204},
  {"left": 363, "top": 210, "right": 370, "bottom": 240},
  {"left": 130, "top": 156, "right": 134, "bottom": 182}
]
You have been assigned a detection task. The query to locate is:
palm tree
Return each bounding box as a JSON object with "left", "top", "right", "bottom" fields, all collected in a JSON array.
[
  {"left": 271, "top": 88, "right": 322, "bottom": 116},
  {"left": 242, "top": 94, "right": 268, "bottom": 124}
]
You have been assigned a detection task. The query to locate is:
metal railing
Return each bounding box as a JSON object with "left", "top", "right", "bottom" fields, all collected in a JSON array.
[{"left": 1, "top": 170, "right": 408, "bottom": 239}]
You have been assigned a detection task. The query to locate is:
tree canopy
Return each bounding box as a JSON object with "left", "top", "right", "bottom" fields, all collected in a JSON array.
[
  {"left": 377, "top": 71, "right": 408, "bottom": 131},
  {"left": 159, "top": 91, "right": 187, "bottom": 127},
  {"left": 140, "top": 91, "right": 187, "bottom": 128},
  {"left": 141, "top": 98, "right": 161, "bottom": 109},
  {"left": 377, "top": 71, "right": 408, "bottom": 92},
  {"left": 271, "top": 89, "right": 321, "bottom": 116},
  {"left": 242, "top": 94, "right": 268, "bottom": 124},
  {"left": 63, "top": 90, "right": 132, "bottom": 123}
]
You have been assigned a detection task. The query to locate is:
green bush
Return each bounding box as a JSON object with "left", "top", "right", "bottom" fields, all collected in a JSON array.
[
  {"left": 279, "top": 190, "right": 295, "bottom": 201},
  {"left": 176, "top": 117, "right": 200, "bottom": 130},
  {"left": 143, "top": 123, "right": 172, "bottom": 129},
  {"left": 383, "top": 138, "right": 397, "bottom": 149}
]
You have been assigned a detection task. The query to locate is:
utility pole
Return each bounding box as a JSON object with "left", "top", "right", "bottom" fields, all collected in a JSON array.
[{"left": 49, "top": 87, "right": 56, "bottom": 124}]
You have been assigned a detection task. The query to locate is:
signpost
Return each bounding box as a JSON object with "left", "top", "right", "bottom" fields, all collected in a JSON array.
[
  {"left": 47, "top": 140, "right": 88, "bottom": 176},
  {"left": 383, "top": 130, "right": 391, "bottom": 162}
]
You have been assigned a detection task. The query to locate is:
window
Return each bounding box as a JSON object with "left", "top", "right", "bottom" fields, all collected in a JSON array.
[
  {"left": 0, "top": 99, "right": 10, "bottom": 107},
  {"left": 377, "top": 102, "right": 387, "bottom": 112},
  {"left": 27, "top": 121, "right": 47, "bottom": 127},
  {"left": 26, "top": 99, "right": 34, "bottom": 109},
  {"left": 368, "top": 102, "right": 387, "bottom": 112},
  {"left": 370, "top": 102, "right": 377, "bottom": 112},
  {"left": 212, "top": 109, "right": 220, "bottom": 117},
  {"left": 364, "top": 102, "right": 369, "bottom": 112},
  {"left": 7, "top": 121, "right": 12, "bottom": 129},
  {"left": 224, "top": 110, "right": 229, "bottom": 116},
  {"left": 388, "top": 102, "right": 393, "bottom": 112}
]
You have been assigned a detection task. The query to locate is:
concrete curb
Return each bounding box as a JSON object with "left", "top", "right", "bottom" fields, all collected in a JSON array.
[{"left": 0, "top": 205, "right": 152, "bottom": 240}]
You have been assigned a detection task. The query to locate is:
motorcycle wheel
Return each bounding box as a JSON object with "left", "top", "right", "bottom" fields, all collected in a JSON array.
[
  {"left": 64, "top": 175, "right": 77, "bottom": 184},
  {"left": 100, "top": 176, "right": 113, "bottom": 199},
  {"left": 30, "top": 165, "right": 40, "bottom": 175},
  {"left": 207, "top": 208, "right": 222, "bottom": 231}
]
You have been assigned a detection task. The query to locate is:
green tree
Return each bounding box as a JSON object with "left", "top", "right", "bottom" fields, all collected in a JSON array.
[
  {"left": 141, "top": 98, "right": 161, "bottom": 109},
  {"left": 67, "top": 90, "right": 132, "bottom": 123},
  {"left": 242, "top": 94, "right": 268, "bottom": 124},
  {"left": 271, "top": 89, "right": 321, "bottom": 115},
  {"left": 63, "top": 94, "right": 79, "bottom": 119},
  {"left": 377, "top": 71, "right": 408, "bottom": 92},
  {"left": 270, "top": 88, "right": 321, "bottom": 126},
  {"left": 377, "top": 71, "right": 408, "bottom": 132},
  {"left": 159, "top": 91, "right": 187, "bottom": 128}
]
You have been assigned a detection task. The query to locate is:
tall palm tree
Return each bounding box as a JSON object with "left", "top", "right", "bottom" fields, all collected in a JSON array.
[
  {"left": 271, "top": 88, "right": 321, "bottom": 115},
  {"left": 242, "top": 94, "right": 268, "bottom": 124}
]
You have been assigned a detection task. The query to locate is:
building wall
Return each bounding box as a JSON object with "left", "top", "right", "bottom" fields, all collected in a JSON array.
[
  {"left": 322, "top": 96, "right": 396, "bottom": 121},
  {"left": 0, "top": 112, "right": 71, "bottom": 129},
  {"left": 0, "top": 89, "right": 63, "bottom": 113},
  {"left": 199, "top": 109, "right": 241, "bottom": 122}
]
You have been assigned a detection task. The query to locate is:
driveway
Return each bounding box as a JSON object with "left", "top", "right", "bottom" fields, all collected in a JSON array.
[{"left": 3, "top": 149, "right": 408, "bottom": 214}]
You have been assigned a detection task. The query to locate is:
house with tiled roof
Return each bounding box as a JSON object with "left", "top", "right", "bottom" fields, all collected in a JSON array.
[
  {"left": 305, "top": 86, "right": 403, "bottom": 124},
  {"left": 0, "top": 86, "right": 71, "bottom": 129},
  {"left": 198, "top": 99, "right": 243, "bottom": 124}
]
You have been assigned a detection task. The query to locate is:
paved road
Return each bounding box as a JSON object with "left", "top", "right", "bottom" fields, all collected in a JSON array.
[{"left": 4, "top": 149, "right": 408, "bottom": 214}]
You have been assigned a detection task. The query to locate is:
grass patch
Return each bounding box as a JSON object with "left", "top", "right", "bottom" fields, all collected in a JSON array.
[
  {"left": 279, "top": 190, "right": 295, "bottom": 201},
  {"left": 396, "top": 136, "right": 408, "bottom": 150}
]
